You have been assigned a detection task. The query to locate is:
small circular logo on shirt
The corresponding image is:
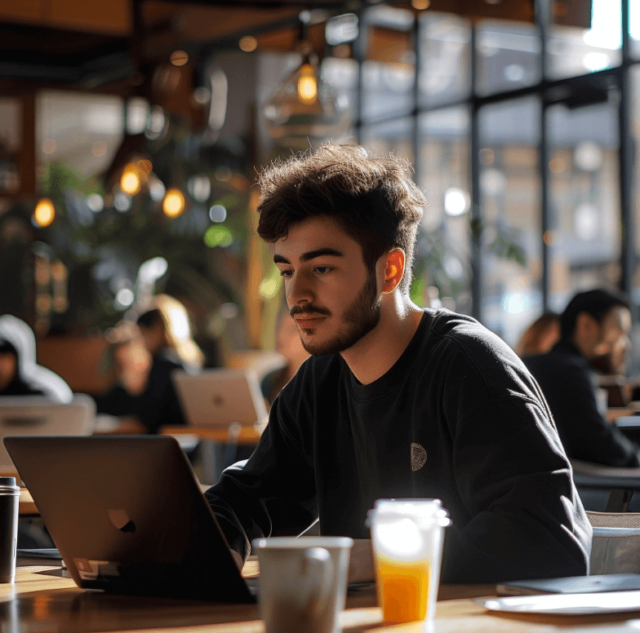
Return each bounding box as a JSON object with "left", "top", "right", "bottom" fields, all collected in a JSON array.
[{"left": 411, "top": 443, "right": 427, "bottom": 472}]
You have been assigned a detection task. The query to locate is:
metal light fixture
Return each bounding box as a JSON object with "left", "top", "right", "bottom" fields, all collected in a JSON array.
[{"left": 263, "top": 15, "right": 349, "bottom": 148}]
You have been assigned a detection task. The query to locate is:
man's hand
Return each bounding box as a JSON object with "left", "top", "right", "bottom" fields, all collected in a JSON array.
[{"left": 348, "top": 539, "right": 375, "bottom": 584}]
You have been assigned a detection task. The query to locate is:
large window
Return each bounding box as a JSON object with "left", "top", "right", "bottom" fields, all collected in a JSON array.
[
  {"left": 548, "top": 100, "right": 621, "bottom": 311},
  {"left": 352, "top": 0, "right": 637, "bottom": 348},
  {"left": 417, "top": 108, "right": 471, "bottom": 314},
  {"left": 479, "top": 98, "right": 541, "bottom": 345},
  {"left": 37, "top": 91, "right": 124, "bottom": 178}
]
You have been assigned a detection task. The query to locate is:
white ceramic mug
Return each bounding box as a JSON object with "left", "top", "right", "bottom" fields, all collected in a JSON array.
[{"left": 253, "top": 536, "right": 353, "bottom": 633}]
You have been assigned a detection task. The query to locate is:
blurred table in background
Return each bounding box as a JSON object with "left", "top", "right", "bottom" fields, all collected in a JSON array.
[{"left": 162, "top": 424, "right": 264, "bottom": 485}]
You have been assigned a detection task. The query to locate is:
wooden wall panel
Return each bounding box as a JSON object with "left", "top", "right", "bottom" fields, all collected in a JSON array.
[
  {"left": 49, "top": 0, "right": 132, "bottom": 36},
  {"left": 0, "top": 0, "right": 42, "bottom": 24},
  {"left": 0, "top": 0, "right": 132, "bottom": 35}
]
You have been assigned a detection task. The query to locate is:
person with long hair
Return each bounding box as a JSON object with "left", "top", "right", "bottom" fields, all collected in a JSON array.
[
  {"left": 515, "top": 312, "right": 560, "bottom": 357},
  {"left": 96, "top": 295, "right": 203, "bottom": 433}
]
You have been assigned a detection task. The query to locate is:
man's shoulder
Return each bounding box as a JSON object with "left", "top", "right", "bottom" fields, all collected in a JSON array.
[
  {"left": 416, "top": 309, "right": 546, "bottom": 402},
  {"left": 422, "top": 309, "right": 517, "bottom": 362}
]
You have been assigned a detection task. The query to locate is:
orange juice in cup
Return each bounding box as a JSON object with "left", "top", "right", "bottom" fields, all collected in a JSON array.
[
  {"left": 376, "top": 554, "right": 431, "bottom": 622},
  {"left": 368, "top": 500, "right": 450, "bottom": 628}
]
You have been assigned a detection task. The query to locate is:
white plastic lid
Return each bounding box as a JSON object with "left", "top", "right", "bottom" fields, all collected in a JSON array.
[{"left": 368, "top": 498, "right": 451, "bottom": 527}]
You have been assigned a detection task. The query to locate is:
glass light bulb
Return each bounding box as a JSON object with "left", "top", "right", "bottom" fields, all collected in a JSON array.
[
  {"left": 120, "top": 165, "right": 141, "bottom": 195},
  {"left": 163, "top": 189, "right": 185, "bottom": 218},
  {"left": 34, "top": 198, "right": 55, "bottom": 227},
  {"left": 298, "top": 65, "right": 318, "bottom": 104}
]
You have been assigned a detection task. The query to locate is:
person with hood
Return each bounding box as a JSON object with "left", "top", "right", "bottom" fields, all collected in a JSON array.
[{"left": 0, "top": 314, "right": 72, "bottom": 402}]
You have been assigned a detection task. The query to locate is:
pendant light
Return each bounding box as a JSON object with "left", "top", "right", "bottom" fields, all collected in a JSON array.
[{"left": 264, "top": 15, "right": 349, "bottom": 147}]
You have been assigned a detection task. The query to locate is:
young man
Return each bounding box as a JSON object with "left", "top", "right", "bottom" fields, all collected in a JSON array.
[
  {"left": 205, "top": 145, "right": 591, "bottom": 584},
  {"left": 524, "top": 289, "right": 638, "bottom": 467}
]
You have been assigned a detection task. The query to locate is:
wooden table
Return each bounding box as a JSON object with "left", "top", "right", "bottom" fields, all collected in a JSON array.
[
  {"left": 162, "top": 425, "right": 264, "bottom": 485},
  {"left": 19, "top": 487, "right": 37, "bottom": 515},
  {"left": 161, "top": 425, "right": 264, "bottom": 445},
  {"left": 5, "top": 563, "right": 640, "bottom": 632}
]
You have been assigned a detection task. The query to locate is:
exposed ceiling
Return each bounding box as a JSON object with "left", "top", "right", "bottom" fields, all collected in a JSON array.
[{"left": 0, "top": 0, "right": 591, "bottom": 92}]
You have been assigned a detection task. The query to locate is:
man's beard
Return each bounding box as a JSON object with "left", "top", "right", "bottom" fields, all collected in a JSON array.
[{"left": 291, "top": 271, "right": 381, "bottom": 356}]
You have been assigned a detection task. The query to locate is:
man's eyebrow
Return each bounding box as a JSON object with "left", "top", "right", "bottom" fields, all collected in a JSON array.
[
  {"left": 301, "top": 248, "right": 344, "bottom": 262},
  {"left": 273, "top": 248, "right": 344, "bottom": 265}
]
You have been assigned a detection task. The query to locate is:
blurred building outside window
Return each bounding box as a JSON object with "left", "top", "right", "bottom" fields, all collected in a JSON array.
[
  {"left": 417, "top": 108, "right": 472, "bottom": 315},
  {"left": 479, "top": 97, "right": 542, "bottom": 345},
  {"left": 548, "top": 101, "right": 621, "bottom": 315}
]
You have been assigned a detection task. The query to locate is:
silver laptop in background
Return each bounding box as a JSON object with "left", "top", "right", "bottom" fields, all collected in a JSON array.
[
  {"left": 0, "top": 394, "right": 95, "bottom": 473},
  {"left": 172, "top": 369, "right": 269, "bottom": 428}
]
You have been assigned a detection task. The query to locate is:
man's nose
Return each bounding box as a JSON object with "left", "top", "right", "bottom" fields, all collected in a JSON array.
[{"left": 287, "top": 272, "right": 313, "bottom": 305}]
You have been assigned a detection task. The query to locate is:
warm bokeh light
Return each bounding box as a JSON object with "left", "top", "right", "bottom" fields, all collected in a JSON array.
[
  {"left": 162, "top": 188, "right": 186, "bottom": 218},
  {"left": 411, "top": 0, "right": 430, "bottom": 9},
  {"left": 120, "top": 163, "right": 141, "bottom": 195},
  {"left": 170, "top": 50, "right": 189, "bottom": 66},
  {"left": 298, "top": 64, "right": 318, "bottom": 104},
  {"left": 33, "top": 198, "right": 55, "bottom": 227},
  {"left": 239, "top": 36, "right": 258, "bottom": 52}
]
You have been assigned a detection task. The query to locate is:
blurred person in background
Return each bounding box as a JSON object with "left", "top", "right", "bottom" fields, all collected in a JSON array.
[
  {"left": 95, "top": 295, "right": 203, "bottom": 433},
  {"left": 0, "top": 314, "right": 72, "bottom": 402},
  {"left": 516, "top": 312, "right": 560, "bottom": 358},
  {"left": 524, "top": 289, "right": 638, "bottom": 467}
]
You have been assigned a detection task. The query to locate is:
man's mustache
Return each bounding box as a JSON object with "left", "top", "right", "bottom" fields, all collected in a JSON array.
[{"left": 290, "top": 305, "right": 331, "bottom": 317}]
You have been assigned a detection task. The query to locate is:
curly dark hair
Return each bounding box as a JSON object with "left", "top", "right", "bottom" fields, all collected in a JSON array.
[{"left": 256, "top": 144, "right": 427, "bottom": 293}]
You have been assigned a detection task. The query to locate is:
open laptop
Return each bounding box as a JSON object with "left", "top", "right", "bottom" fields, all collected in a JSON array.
[
  {"left": 172, "top": 368, "right": 268, "bottom": 428},
  {"left": 4, "top": 435, "right": 255, "bottom": 603}
]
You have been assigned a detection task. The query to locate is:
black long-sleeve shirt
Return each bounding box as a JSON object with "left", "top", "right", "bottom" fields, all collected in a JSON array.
[
  {"left": 206, "top": 310, "right": 591, "bottom": 583},
  {"left": 524, "top": 340, "right": 640, "bottom": 467}
]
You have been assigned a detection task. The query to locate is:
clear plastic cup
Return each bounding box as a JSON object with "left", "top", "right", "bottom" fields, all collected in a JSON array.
[{"left": 368, "top": 499, "right": 451, "bottom": 629}]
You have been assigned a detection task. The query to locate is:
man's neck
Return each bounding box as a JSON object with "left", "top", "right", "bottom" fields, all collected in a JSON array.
[{"left": 340, "top": 294, "right": 424, "bottom": 385}]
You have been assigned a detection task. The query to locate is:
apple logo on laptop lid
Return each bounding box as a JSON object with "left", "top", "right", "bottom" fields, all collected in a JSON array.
[{"left": 108, "top": 509, "right": 136, "bottom": 533}]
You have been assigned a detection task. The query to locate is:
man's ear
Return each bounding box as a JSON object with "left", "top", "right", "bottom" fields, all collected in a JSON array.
[{"left": 382, "top": 249, "right": 405, "bottom": 293}]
